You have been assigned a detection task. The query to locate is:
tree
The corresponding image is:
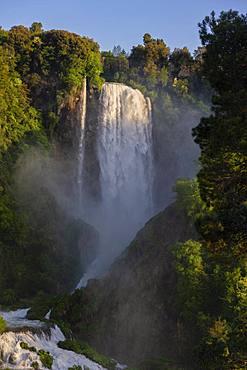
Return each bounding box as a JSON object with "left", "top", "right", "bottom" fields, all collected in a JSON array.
[
  {"left": 169, "top": 47, "right": 193, "bottom": 79},
  {"left": 193, "top": 11, "right": 247, "bottom": 224},
  {"left": 0, "top": 46, "right": 40, "bottom": 153},
  {"left": 30, "top": 22, "right": 43, "bottom": 34},
  {"left": 189, "top": 10, "right": 247, "bottom": 368},
  {"left": 129, "top": 33, "right": 169, "bottom": 76}
]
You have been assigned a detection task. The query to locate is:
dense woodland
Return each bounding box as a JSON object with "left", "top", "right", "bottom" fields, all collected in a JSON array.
[{"left": 0, "top": 10, "right": 246, "bottom": 370}]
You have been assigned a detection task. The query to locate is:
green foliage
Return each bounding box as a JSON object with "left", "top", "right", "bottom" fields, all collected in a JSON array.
[
  {"left": 58, "top": 339, "right": 117, "bottom": 370},
  {"left": 19, "top": 343, "right": 53, "bottom": 369},
  {"left": 30, "top": 22, "right": 43, "bottom": 34},
  {"left": 0, "top": 25, "right": 104, "bottom": 137},
  {"left": 0, "top": 315, "right": 6, "bottom": 333},
  {"left": 51, "top": 289, "right": 98, "bottom": 338},
  {"left": 102, "top": 33, "right": 210, "bottom": 107},
  {"left": 20, "top": 342, "right": 29, "bottom": 350},
  {"left": 173, "top": 240, "right": 205, "bottom": 320},
  {"left": 173, "top": 10, "right": 247, "bottom": 369},
  {"left": 20, "top": 342, "right": 37, "bottom": 352},
  {"left": 174, "top": 178, "right": 206, "bottom": 220},
  {"left": 0, "top": 24, "right": 100, "bottom": 303},
  {"left": 27, "top": 293, "right": 58, "bottom": 321},
  {"left": 38, "top": 350, "right": 53, "bottom": 369},
  {"left": 172, "top": 78, "right": 189, "bottom": 96},
  {"left": 0, "top": 46, "right": 41, "bottom": 153},
  {"left": 31, "top": 362, "right": 39, "bottom": 369},
  {"left": 169, "top": 47, "right": 193, "bottom": 80},
  {"left": 194, "top": 10, "right": 247, "bottom": 216},
  {"left": 0, "top": 177, "right": 86, "bottom": 301},
  {"left": 68, "top": 366, "right": 82, "bottom": 370}
]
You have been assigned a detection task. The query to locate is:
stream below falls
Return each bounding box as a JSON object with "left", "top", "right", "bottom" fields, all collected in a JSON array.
[{"left": 0, "top": 308, "right": 124, "bottom": 370}]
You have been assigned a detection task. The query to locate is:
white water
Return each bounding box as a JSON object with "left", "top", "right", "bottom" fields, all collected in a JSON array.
[
  {"left": 77, "top": 83, "right": 154, "bottom": 288},
  {"left": 1, "top": 308, "right": 44, "bottom": 329},
  {"left": 77, "top": 78, "right": 87, "bottom": 206},
  {"left": 0, "top": 309, "right": 109, "bottom": 370},
  {"left": 0, "top": 84, "right": 154, "bottom": 365},
  {"left": 98, "top": 83, "right": 153, "bottom": 224}
]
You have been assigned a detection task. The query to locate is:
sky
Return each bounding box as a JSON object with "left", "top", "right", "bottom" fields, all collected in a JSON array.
[{"left": 1, "top": 0, "right": 247, "bottom": 53}]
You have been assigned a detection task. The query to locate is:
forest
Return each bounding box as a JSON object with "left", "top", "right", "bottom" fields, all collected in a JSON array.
[{"left": 0, "top": 9, "right": 246, "bottom": 370}]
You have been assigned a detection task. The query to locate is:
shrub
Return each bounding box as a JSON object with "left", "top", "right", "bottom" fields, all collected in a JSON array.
[
  {"left": 0, "top": 315, "right": 6, "bottom": 333},
  {"left": 38, "top": 350, "right": 53, "bottom": 369},
  {"left": 20, "top": 342, "right": 37, "bottom": 352},
  {"left": 31, "top": 362, "right": 39, "bottom": 369},
  {"left": 20, "top": 342, "right": 29, "bottom": 350},
  {"left": 58, "top": 339, "right": 116, "bottom": 370}
]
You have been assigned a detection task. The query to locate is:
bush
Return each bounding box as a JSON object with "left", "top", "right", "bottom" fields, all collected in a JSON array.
[
  {"left": 20, "top": 341, "right": 37, "bottom": 352},
  {"left": 38, "top": 350, "right": 53, "bottom": 369},
  {"left": 31, "top": 362, "right": 39, "bottom": 369},
  {"left": 173, "top": 178, "right": 206, "bottom": 220},
  {"left": 0, "top": 315, "right": 6, "bottom": 333},
  {"left": 172, "top": 240, "right": 205, "bottom": 319},
  {"left": 20, "top": 342, "right": 29, "bottom": 350},
  {"left": 58, "top": 339, "right": 116, "bottom": 370}
]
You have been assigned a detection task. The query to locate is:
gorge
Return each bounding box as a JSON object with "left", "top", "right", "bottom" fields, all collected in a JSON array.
[
  {"left": 0, "top": 79, "right": 198, "bottom": 369},
  {"left": 1, "top": 12, "right": 246, "bottom": 370},
  {"left": 77, "top": 82, "right": 154, "bottom": 286}
]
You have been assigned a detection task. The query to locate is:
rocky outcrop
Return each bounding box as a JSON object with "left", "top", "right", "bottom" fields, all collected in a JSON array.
[
  {"left": 54, "top": 83, "right": 101, "bottom": 203},
  {"left": 82, "top": 88, "right": 101, "bottom": 201},
  {"left": 52, "top": 203, "right": 197, "bottom": 366}
]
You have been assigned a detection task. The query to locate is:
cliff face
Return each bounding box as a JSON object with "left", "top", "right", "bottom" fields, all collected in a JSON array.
[
  {"left": 82, "top": 89, "right": 101, "bottom": 201},
  {"left": 54, "top": 84, "right": 101, "bottom": 204},
  {"left": 52, "top": 203, "right": 197, "bottom": 365},
  {"left": 152, "top": 104, "right": 202, "bottom": 210},
  {"left": 50, "top": 84, "right": 199, "bottom": 364},
  {"left": 90, "top": 204, "right": 197, "bottom": 364}
]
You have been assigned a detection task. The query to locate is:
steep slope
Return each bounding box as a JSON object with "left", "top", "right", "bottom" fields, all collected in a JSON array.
[{"left": 52, "top": 203, "right": 198, "bottom": 366}]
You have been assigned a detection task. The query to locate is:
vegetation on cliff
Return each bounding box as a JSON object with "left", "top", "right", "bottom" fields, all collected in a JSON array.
[
  {"left": 0, "top": 316, "right": 6, "bottom": 334},
  {"left": 174, "top": 10, "right": 247, "bottom": 369},
  {"left": 0, "top": 9, "right": 246, "bottom": 370},
  {"left": 102, "top": 34, "right": 211, "bottom": 206},
  {"left": 58, "top": 339, "right": 117, "bottom": 370},
  {"left": 49, "top": 10, "right": 246, "bottom": 369},
  {"left": 0, "top": 19, "right": 207, "bottom": 306},
  {"left": 0, "top": 24, "right": 102, "bottom": 304},
  {"left": 0, "top": 23, "right": 103, "bottom": 137}
]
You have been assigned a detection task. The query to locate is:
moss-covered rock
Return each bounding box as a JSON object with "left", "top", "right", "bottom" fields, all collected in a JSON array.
[
  {"left": 38, "top": 349, "right": 53, "bottom": 369},
  {"left": 27, "top": 294, "right": 58, "bottom": 321},
  {"left": 20, "top": 342, "right": 37, "bottom": 352},
  {"left": 0, "top": 315, "right": 6, "bottom": 334},
  {"left": 58, "top": 339, "right": 117, "bottom": 370},
  {"left": 31, "top": 361, "right": 39, "bottom": 369}
]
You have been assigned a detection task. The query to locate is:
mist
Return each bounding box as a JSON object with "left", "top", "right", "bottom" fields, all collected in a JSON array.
[{"left": 12, "top": 80, "right": 204, "bottom": 291}]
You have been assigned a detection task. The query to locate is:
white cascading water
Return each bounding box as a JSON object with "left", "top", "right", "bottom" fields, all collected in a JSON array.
[
  {"left": 0, "top": 309, "right": 110, "bottom": 370},
  {"left": 77, "top": 78, "right": 87, "bottom": 206},
  {"left": 0, "top": 83, "right": 154, "bottom": 367},
  {"left": 77, "top": 82, "right": 153, "bottom": 287},
  {"left": 98, "top": 83, "right": 153, "bottom": 225}
]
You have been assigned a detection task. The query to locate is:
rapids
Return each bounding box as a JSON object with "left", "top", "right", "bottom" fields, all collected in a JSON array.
[{"left": 0, "top": 309, "right": 113, "bottom": 370}]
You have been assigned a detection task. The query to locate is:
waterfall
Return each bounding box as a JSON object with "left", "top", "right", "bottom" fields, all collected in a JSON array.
[
  {"left": 98, "top": 82, "right": 153, "bottom": 231},
  {"left": 77, "top": 82, "right": 154, "bottom": 287},
  {"left": 77, "top": 78, "right": 87, "bottom": 206},
  {"left": 0, "top": 309, "right": 114, "bottom": 370}
]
